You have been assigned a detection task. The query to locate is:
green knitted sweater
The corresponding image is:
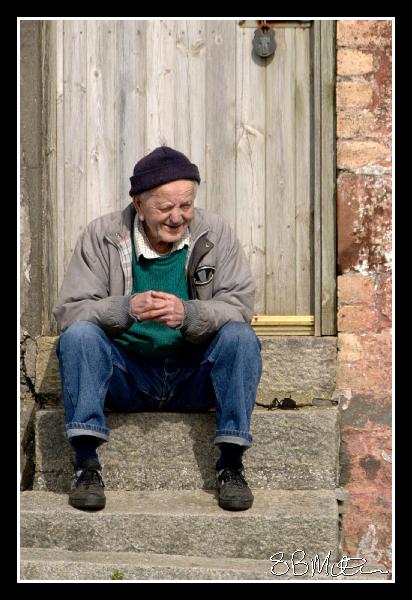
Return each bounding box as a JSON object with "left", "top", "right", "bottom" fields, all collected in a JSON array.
[{"left": 114, "top": 243, "right": 190, "bottom": 358}]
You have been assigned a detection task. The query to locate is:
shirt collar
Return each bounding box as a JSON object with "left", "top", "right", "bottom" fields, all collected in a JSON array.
[{"left": 133, "top": 213, "right": 191, "bottom": 260}]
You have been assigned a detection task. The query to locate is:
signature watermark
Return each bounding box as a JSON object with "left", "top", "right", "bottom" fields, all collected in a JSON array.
[{"left": 270, "top": 550, "right": 389, "bottom": 578}]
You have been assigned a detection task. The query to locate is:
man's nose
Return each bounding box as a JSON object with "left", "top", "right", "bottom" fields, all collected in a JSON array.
[{"left": 169, "top": 208, "right": 183, "bottom": 224}]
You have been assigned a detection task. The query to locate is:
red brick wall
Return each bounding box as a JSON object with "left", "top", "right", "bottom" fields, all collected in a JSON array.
[{"left": 335, "top": 20, "right": 392, "bottom": 570}]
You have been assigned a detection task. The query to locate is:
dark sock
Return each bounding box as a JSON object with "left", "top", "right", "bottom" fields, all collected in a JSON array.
[
  {"left": 71, "top": 435, "right": 101, "bottom": 470},
  {"left": 216, "top": 443, "right": 245, "bottom": 471}
]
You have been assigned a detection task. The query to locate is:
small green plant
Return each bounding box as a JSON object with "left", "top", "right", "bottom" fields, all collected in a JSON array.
[{"left": 111, "top": 569, "right": 125, "bottom": 580}]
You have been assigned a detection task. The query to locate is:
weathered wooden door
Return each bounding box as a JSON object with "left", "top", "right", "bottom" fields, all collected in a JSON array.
[{"left": 43, "top": 19, "right": 335, "bottom": 336}]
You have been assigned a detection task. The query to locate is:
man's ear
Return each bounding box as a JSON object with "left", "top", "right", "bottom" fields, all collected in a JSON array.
[{"left": 132, "top": 197, "right": 144, "bottom": 221}]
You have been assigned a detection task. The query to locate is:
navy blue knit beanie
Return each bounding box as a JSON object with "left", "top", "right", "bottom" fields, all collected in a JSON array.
[{"left": 129, "top": 146, "right": 200, "bottom": 196}]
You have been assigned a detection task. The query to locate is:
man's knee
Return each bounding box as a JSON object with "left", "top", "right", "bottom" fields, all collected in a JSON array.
[
  {"left": 59, "top": 321, "right": 106, "bottom": 349},
  {"left": 216, "top": 321, "right": 261, "bottom": 349}
]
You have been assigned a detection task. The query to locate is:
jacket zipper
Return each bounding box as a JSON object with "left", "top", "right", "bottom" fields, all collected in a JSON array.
[{"left": 104, "top": 233, "right": 132, "bottom": 295}]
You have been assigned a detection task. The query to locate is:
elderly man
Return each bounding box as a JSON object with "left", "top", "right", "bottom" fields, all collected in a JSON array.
[{"left": 54, "top": 146, "right": 262, "bottom": 512}]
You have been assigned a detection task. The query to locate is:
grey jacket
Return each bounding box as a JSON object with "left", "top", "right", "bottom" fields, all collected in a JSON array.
[{"left": 53, "top": 204, "right": 256, "bottom": 344}]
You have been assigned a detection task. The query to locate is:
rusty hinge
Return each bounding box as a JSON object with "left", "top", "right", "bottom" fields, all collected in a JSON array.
[{"left": 238, "top": 20, "right": 312, "bottom": 29}]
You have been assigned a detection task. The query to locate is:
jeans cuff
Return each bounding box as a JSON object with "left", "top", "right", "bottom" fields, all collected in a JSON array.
[
  {"left": 214, "top": 433, "right": 252, "bottom": 448},
  {"left": 66, "top": 424, "right": 109, "bottom": 443}
]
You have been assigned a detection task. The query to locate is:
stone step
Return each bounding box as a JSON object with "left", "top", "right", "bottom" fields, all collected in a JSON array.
[
  {"left": 20, "top": 548, "right": 273, "bottom": 580},
  {"left": 35, "top": 335, "right": 338, "bottom": 406},
  {"left": 20, "top": 547, "right": 390, "bottom": 581},
  {"left": 20, "top": 489, "right": 339, "bottom": 561},
  {"left": 34, "top": 407, "right": 340, "bottom": 492}
]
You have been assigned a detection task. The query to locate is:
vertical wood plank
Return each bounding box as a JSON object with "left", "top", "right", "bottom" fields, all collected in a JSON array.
[
  {"left": 205, "top": 20, "right": 236, "bottom": 225},
  {"left": 313, "top": 21, "right": 322, "bottom": 336},
  {"left": 115, "top": 20, "right": 146, "bottom": 210},
  {"left": 321, "top": 20, "right": 337, "bottom": 334},
  {"left": 174, "top": 20, "right": 207, "bottom": 209},
  {"left": 187, "top": 21, "right": 207, "bottom": 209},
  {"left": 235, "top": 26, "right": 266, "bottom": 314},
  {"left": 146, "top": 20, "right": 176, "bottom": 150},
  {"left": 41, "top": 21, "right": 58, "bottom": 334},
  {"left": 295, "top": 27, "right": 312, "bottom": 314},
  {"left": 174, "top": 20, "right": 191, "bottom": 156},
  {"left": 63, "top": 20, "right": 87, "bottom": 272},
  {"left": 266, "top": 28, "right": 296, "bottom": 314},
  {"left": 86, "top": 21, "right": 116, "bottom": 224},
  {"left": 56, "top": 20, "right": 65, "bottom": 292}
]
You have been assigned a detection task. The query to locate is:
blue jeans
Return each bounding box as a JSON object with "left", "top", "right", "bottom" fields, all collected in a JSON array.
[{"left": 56, "top": 321, "right": 262, "bottom": 448}]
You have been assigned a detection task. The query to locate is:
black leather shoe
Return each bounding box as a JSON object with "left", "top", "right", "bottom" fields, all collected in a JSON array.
[
  {"left": 217, "top": 466, "right": 254, "bottom": 511},
  {"left": 69, "top": 459, "right": 106, "bottom": 511}
]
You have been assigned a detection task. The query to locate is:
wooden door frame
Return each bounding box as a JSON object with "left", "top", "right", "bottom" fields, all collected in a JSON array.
[{"left": 313, "top": 20, "right": 336, "bottom": 336}]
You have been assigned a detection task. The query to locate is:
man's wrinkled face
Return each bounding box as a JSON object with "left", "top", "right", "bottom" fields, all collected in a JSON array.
[{"left": 133, "top": 180, "right": 195, "bottom": 253}]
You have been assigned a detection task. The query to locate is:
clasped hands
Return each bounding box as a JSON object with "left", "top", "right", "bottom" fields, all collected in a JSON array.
[{"left": 130, "top": 290, "right": 185, "bottom": 329}]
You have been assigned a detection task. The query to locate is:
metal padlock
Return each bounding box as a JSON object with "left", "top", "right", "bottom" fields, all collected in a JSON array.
[{"left": 252, "top": 28, "right": 276, "bottom": 58}]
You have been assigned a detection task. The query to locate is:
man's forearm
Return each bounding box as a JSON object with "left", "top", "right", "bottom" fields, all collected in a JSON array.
[{"left": 54, "top": 295, "right": 134, "bottom": 334}]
